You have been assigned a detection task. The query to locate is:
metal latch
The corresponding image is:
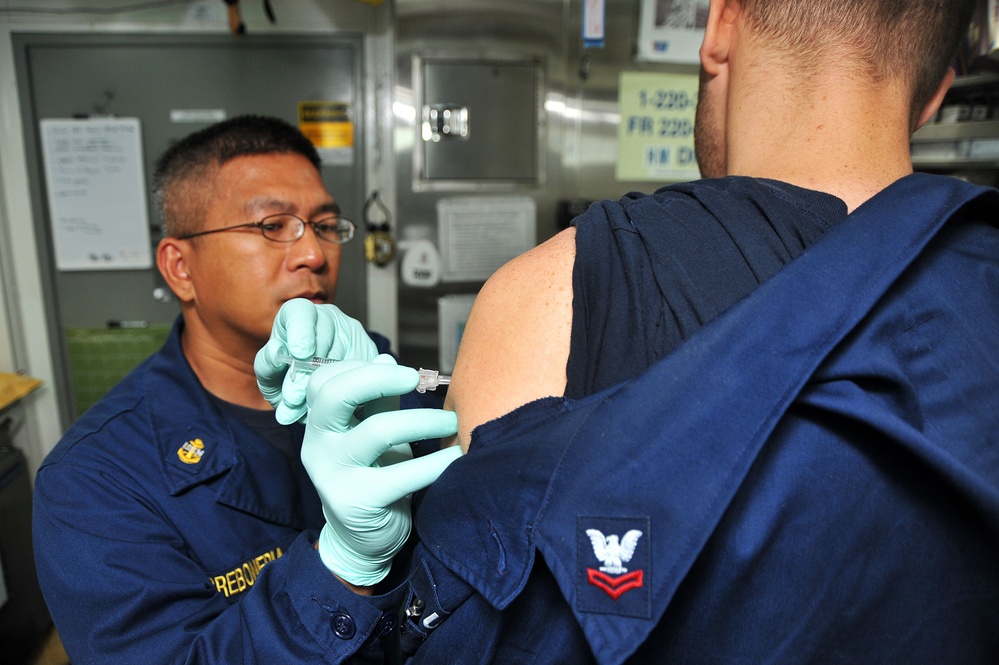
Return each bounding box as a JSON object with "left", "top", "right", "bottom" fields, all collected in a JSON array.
[{"left": 422, "top": 104, "right": 469, "bottom": 142}]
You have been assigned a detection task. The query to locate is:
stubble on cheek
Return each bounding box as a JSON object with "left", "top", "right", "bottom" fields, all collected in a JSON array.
[{"left": 693, "top": 68, "right": 726, "bottom": 180}]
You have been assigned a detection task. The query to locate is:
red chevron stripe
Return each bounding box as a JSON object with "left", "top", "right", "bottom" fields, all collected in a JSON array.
[{"left": 587, "top": 568, "right": 644, "bottom": 600}]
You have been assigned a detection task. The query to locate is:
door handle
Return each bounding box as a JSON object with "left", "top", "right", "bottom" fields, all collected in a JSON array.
[{"left": 422, "top": 105, "right": 469, "bottom": 142}]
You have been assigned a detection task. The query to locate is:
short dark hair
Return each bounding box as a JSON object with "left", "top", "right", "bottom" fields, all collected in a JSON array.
[
  {"left": 740, "top": 0, "right": 977, "bottom": 125},
  {"left": 152, "top": 115, "right": 322, "bottom": 237}
]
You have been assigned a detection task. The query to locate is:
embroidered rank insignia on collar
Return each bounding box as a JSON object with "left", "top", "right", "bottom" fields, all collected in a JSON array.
[
  {"left": 577, "top": 516, "right": 651, "bottom": 618},
  {"left": 177, "top": 438, "right": 206, "bottom": 465}
]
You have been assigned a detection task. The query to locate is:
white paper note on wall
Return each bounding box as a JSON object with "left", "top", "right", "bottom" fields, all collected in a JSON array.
[
  {"left": 40, "top": 118, "right": 152, "bottom": 271},
  {"left": 437, "top": 196, "right": 536, "bottom": 283}
]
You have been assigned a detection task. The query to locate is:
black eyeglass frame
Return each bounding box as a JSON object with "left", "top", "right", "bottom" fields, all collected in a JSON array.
[{"left": 176, "top": 213, "right": 357, "bottom": 245}]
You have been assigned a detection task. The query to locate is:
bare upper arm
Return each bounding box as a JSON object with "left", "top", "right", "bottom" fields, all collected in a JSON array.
[{"left": 444, "top": 227, "right": 576, "bottom": 451}]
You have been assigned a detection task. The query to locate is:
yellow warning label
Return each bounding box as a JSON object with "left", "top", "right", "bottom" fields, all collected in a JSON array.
[{"left": 298, "top": 102, "right": 354, "bottom": 149}]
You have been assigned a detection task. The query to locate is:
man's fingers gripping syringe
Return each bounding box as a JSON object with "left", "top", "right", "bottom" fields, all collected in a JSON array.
[{"left": 255, "top": 299, "right": 379, "bottom": 424}]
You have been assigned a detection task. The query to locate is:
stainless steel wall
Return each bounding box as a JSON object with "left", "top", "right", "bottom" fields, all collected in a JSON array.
[{"left": 393, "top": 0, "right": 697, "bottom": 369}]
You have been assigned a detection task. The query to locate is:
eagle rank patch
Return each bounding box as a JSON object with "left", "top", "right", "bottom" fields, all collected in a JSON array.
[{"left": 577, "top": 516, "right": 650, "bottom": 618}]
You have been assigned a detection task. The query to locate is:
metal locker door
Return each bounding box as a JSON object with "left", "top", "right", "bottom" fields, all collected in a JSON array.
[{"left": 417, "top": 57, "right": 542, "bottom": 185}]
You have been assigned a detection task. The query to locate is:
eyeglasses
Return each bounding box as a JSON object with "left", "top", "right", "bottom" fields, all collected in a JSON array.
[{"left": 177, "top": 213, "right": 356, "bottom": 244}]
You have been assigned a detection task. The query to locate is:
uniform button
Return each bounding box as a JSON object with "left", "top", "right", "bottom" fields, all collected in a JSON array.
[
  {"left": 378, "top": 614, "right": 397, "bottom": 636},
  {"left": 330, "top": 612, "right": 356, "bottom": 639}
]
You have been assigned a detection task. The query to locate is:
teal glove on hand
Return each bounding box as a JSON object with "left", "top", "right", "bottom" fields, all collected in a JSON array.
[
  {"left": 302, "top": 355, "right": 462, "bottom": 587},
  {"left": 255, "top": 298, "right": 379, "bottom": 425}
]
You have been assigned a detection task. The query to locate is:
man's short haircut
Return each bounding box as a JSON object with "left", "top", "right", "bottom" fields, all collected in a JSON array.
[
  {"left": 153, "top": 115, "right": 322, "bottom": 238},
  {"left": 740, "top": 0, "right": 977, "bottom": 125}
]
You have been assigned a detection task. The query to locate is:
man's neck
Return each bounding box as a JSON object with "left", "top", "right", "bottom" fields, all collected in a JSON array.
[
  {"left": 725, "top": 55, "right": 915, "bottom": 212},
  {"left": 180, "top": 317, "right": 272, "bottom": 410}
]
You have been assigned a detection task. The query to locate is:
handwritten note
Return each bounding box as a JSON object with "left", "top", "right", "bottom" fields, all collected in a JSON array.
[{"left": 40, "top": 118, "right": 152, "bottom": 271}]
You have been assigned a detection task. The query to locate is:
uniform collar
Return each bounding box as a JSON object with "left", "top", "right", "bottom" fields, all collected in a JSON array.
[{"left": 146, "top": 317, "right": 307, "bottom": 527}]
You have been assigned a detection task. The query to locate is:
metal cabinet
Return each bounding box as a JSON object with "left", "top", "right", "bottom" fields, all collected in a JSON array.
[
  {"left": 416, "top": 57, "right": 543, "bottom": 185},
  {"left": 911, "top": 72, "right": 999, "bottom": 185}
]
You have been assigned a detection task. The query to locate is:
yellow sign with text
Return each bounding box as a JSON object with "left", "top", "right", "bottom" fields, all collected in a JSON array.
[
  {"left": 298, "top": 102, "right": 354, "bottom": 149},
  {"left": 616, "top": 72, "right": 700, "bottom": 182}
]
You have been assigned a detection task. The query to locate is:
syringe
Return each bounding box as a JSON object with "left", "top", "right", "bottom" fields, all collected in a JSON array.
[
  {"left": 275, "top": 354, "right": 336, "bottom": 380},
  {"left": 415, "top": 368, "right": 451, "bottom": 393},
  {"left": 275, "top": 354, "right": 451, "bottom": 392}
]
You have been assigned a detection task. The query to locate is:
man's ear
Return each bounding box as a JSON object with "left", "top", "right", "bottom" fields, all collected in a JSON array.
[
  {"left": 700, "top": 0, "right": 739, "bottom": 76},
  {"left": 914, "top": 68, "right": 955, "bottom": 131},
  {"left": 156, "top": 237, "right": 195, "bottom": 304}
]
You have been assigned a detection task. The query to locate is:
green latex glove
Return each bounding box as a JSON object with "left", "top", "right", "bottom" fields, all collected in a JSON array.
[
  {"left": 303, "top": 355, "right": 462, "bottom": 586},
  {"left": 255, "top": 298, "right": 379, "bottom": 425}
]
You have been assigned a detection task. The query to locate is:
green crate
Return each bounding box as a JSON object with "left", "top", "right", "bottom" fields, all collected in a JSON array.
[{"left": 65, "top": 325, "right": 172, "bottom": 417}]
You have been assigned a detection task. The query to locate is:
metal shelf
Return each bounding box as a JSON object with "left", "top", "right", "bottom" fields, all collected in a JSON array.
[
  {"left": 912, "top": 120, "right": 999, "bottom": 142},
  {"left": 949, "top": 72, "right": 999, "bottom": 90},
  {"left": 908, "top": 68, "right": 999, "bottom": 171},
  {"left": 912, "top": 157, "right": 999, "bottom": 170}
]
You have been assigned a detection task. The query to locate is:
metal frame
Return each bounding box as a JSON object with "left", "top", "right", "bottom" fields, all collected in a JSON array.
[{"left": 411, "top": 50, "right": 548, "bottom": 192}]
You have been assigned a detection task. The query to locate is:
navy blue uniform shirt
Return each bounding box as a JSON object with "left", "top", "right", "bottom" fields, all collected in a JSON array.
[
  {"left": 407, "top": 175, "right": 999, "bottom": 664},
  {"left": 33, "top": 318, "right": 422, "bottom": 664},
  {"left": 568, "top": 177, "right": 846, "bottom": 397}
]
